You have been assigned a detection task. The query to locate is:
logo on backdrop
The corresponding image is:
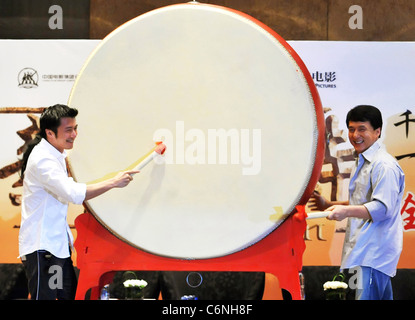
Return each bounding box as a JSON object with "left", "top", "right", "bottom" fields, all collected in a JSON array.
[
  {"left": 18, "top": 67, "right": 39, "bottom": 89},
  {"left": 17, "top": 67, "right": 78, "bottom": 88},
  {"left": 312, "top": 70, "right": 337, "bottom": 89}
]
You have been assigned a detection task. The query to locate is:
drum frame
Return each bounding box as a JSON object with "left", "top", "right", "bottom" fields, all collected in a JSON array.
[
  {"left": 73, "top": 2, "right": 325, "bottom": 300},
  {"left": 75, "top": 205, "right": 308, "bottom": 300}
]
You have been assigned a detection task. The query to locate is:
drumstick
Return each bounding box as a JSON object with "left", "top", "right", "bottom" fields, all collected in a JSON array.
[
  {"left": 85, "top": 142, "right": 165, "bottom": 184},
  {"left": 306, "top": 211, "right": 330, "bottom": 220},
  {"left": 130, "top": 142, "right": 166, "bottom": 175},
  {"left": 130, "top": 151, "right": 158, "bottom": 175}
]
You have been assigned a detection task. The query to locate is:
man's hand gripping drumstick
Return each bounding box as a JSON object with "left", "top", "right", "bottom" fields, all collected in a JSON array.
[
  {"left": 306, "top": 190, "right": 351, "bottom": 220},
  {"left": 85, "top": 142, "right": 166, "bottom": 200}
]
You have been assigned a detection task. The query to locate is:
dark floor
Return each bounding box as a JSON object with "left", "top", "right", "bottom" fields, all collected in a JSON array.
[{"left": 1, "top": 264, "right": 414, "bottom": 300}]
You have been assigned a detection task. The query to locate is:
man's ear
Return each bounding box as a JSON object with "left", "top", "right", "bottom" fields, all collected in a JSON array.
[{"left": 45, "top": 129, "right": 55, "bottom": 139}]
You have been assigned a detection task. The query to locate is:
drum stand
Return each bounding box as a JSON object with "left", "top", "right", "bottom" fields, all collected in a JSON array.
[{"left": 74, "top": 205, "right": 307, "bottom": 300}]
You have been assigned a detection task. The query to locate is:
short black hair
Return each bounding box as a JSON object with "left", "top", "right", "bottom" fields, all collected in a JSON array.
[
  {"left": 346, "top": 105, "right": 383, "bottom": 132},
  {"left": 39, "top": 104, "right": 78, "bottom": 139}
]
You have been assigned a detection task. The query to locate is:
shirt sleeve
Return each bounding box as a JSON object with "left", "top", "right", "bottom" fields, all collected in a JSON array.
[
  {"left": 367, "top": 160, "right": 403, "bottom": 222},
  {"left": 36, "top": 157, "right": 86, "bottom": 205},
  {"left": 364, "top": 200, "right": 387, "bottom": 222}
]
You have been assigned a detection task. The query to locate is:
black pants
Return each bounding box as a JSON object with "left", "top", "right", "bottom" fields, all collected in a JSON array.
[{"left": 21, "top": 250, "right": 77, "bottom": 300}]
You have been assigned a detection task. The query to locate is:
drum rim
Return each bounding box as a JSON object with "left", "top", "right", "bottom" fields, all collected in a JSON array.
[{"left": 68, "top": 2, "right": 325, "bottom": 259}]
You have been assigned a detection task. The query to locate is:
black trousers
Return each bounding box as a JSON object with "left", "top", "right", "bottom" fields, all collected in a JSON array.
[{"left": 21, "top": 250, "right": 77, "bottom": 300}]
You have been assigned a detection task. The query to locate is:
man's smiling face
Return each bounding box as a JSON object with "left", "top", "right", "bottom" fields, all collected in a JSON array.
[
  {"left": 46, "top": 117, "right": 78, "bottom": 153},
  {"left": 348, "top": 120, "right": 381, "bottom": 154}
]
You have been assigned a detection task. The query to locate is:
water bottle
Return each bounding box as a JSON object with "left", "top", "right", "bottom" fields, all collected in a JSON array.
[
  {"left": 181, "top": 295, "right": 198, "bottom": 300},
  {"left": 100, "top": 284, "right": 110, "bottom": 300},
  {"left": 299, "top": 272, "right": 305, "bottom": 300}
]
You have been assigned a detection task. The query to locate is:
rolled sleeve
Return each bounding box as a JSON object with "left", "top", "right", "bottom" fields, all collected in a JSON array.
[
  {"left": 37, "top": 158, "right": 87, "bottom": 204},
  {"left": 369, "top": 161, "right": 404, "bottom": 222},
  {"left": 68, "top": 178, "right": 87, "bottom": 204},
  {"left": 364, "top": 200, "right": 387, "bottom": 222}
]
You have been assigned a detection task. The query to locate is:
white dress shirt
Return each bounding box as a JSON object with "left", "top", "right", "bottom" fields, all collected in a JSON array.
[{"left": 19, "top": 138, "right": 86, "bottom": 259}]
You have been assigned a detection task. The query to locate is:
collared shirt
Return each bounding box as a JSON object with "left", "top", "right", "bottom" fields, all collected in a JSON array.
[
  {"left": 19, "top": 138, "right": 86, "bottom": 259},
  {"left": 341, "top": 141, "right": 405, "bottom": 277}
]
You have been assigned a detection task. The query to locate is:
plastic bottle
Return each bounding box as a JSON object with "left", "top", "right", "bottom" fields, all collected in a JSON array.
[
  {"left": 100, "top": 284, "right": 110, "bottom": 300},
  {"left": 299, "top": 272, "right": 305, "bottom": 300}
]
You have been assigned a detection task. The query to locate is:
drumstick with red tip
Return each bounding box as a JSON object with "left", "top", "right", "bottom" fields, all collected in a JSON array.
[{"left": 130, "top": 142, "right": 166, "bottom": 175}]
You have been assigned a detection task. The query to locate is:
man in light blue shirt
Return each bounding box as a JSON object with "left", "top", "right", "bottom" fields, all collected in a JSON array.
[{"left": 312, "top": 105, "right": 405, "bottom": 300}]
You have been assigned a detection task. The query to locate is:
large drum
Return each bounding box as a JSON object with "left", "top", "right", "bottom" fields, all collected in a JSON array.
[{"left": 68, "top": 3, "right": 324, "bottom": 259}]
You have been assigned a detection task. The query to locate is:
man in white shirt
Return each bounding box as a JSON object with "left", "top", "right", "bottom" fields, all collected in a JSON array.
[{"left": 19, "top": 104, "right": 164, "bottom": 300}]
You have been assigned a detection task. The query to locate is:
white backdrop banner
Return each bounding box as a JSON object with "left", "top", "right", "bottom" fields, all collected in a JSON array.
[
  {"left": 0, "top": 40, "right": 414, "bottom": 266},
  {"left": 0, "top": 40, "right": 100, "bottom": 107}
]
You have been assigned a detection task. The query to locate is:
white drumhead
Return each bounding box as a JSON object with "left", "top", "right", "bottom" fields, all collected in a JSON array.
[{"left": 68, "top": 3, "right": 323, "bottom": 259}]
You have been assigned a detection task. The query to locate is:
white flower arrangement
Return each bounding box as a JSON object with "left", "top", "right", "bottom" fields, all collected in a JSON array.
[
  {"left": 323, "top": 281, "right": 348, "bottom": 291},
  {"left": 323, "top": 273, "right": 348, "bottom": 300},
  {"left": 123, "top": 279, "right": 148, "bottom": 289}
]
